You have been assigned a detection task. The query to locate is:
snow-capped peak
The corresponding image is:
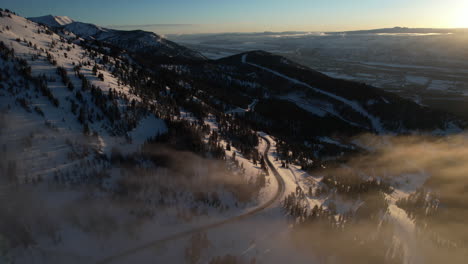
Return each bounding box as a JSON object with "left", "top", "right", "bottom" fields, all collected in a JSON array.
[{"left": 28, "top": 14, "right": 74, "bottom": 27}]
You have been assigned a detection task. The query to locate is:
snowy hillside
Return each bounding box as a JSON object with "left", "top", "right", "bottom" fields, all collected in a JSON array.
[
  {"left": 0, "top": 11, "right": 168, "bottom": 158},
  {"left": 0, "top": 10, "right": 280, "bottom": 263}
]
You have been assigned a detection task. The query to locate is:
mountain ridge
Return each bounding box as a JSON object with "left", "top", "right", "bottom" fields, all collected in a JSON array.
[
  {"left": 28, "top": 14, "right": 74, "bottom": 27},
  {"left": 28, "top": 14, "right": 207, "bottom": 62}
]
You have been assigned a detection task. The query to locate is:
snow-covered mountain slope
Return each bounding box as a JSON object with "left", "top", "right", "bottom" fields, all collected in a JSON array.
[
  {"left": 1, "top": 10, "right": 272, "bottom": 210},
  {"left": 28, "top": 15, "right": 206, "bottom": 61},
  {"left": 241, "top": 53, "right": 385, "bottom": 132},
  {"left": 0, "top": 11, "right": 283, "bottom": 263},
  {"left": 62, "top": 21, "right": 107, "bottom": 36},
  {"left": 0, "top": 11, "right": 170, "bottom": 177},
  {"left": 29, "top": 15, "right": 74, "bottom": 27}
]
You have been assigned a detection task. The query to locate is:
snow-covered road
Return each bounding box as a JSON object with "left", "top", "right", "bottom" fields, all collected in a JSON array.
[{"left": 95, "top": 136, "right": 286, "bottom": 264}]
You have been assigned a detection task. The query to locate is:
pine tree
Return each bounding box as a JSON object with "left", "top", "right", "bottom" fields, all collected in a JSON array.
[{"left": 83, "top": 123, "right": 90, "bottom": 135}]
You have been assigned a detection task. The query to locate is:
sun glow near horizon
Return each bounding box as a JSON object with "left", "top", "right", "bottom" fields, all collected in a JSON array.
[
  {"left": 454, "top": 14, "right": 468, "bottom": 28},
  {"left": 452, "top": 1, "right": 468, "bottom": 28},
  {"left": 3, "top": 0, "right": 468, "bottom": 33}
]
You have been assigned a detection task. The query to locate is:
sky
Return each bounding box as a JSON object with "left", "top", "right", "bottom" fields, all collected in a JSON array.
[{"left": 2, "top": 0, "right": 468, "bottom": 34}]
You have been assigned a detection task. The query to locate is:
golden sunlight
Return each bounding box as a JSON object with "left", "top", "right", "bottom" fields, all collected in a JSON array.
[
  {"left": 454, "top": 17, "right": 468, "bottom": 28},
  {"left": 453, "top": 4, "right": 468, "bottom": 27}
]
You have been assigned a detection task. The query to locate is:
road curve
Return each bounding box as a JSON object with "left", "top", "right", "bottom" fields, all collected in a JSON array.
[{"left": 96, "top": 136, "right": 285, "bottom": 264}]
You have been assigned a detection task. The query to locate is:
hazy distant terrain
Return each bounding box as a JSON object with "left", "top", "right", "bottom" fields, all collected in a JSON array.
[{"left": 169, "top": 28, "right": 468, "bottom": 118}]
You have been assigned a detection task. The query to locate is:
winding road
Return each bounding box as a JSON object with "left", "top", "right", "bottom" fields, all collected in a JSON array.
[{"left": 96, "top": 136, "right": 285, "bottom": 264}]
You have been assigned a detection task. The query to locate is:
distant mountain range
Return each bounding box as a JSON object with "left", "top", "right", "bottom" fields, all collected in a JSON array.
[
  {"left": 169, "top": 27, "right": 468, "bottom": 39},
  {"left": 29, "top": 15, "right": 206, "bottom": 62},
  {"left": 329, "top": 26, "right": 468, "bottom": 35}
]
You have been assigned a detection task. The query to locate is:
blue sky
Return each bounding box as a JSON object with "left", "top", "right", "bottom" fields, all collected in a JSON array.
[{"left": 2, "top": 0, "right": 467, "bottom": 33}]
